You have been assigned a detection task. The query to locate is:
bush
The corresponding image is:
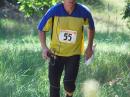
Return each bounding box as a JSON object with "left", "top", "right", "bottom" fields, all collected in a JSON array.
[
  {"left": 7, "top": 0, "right": 18, "bottom": 5},
  {"left": 18, "top": 0, "right": 57, "bottom": 17},
  {"left": 123, "top": 2, "right": 130, "bottom": 19}
]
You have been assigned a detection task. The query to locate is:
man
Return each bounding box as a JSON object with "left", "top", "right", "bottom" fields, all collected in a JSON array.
[{"left": 37, "top": 0, "right": 95, "bottom": 97}]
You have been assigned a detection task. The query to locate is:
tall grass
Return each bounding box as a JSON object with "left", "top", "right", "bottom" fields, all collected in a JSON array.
[
  {"left": 0, "top": 0, "right": 130, "bottom": 97},
  {"left": 0, "top": 18, "right": 130, "bottom": 97}
]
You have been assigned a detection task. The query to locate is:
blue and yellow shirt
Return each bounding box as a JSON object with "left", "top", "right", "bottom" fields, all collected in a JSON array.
[{"left": 38, "top": 3, "right": 95, "bottom": 56}]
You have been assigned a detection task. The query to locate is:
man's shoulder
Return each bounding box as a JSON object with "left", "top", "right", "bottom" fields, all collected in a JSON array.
[{"left": 76, "top": 3, "right": 91, "bottom": 13}]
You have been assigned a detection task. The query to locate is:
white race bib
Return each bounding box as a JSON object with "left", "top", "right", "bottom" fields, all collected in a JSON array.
[{"left": 59, "top": 30, "right": 77, "bottom": 44}]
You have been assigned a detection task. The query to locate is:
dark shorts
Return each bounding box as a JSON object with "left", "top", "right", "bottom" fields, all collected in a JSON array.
[{"left": 49, "top": 55, "right": 80, "bottom": 97}]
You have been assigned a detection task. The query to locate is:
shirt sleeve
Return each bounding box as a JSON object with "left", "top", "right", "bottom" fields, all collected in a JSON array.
[
  {"left": 87, "top": 12, "right": 95, "bottom": 30},
  {"left": 42, "top": 18, "right": 52, "bottom": 32},
  {"left": 37, "top": 7, "right": 54, "bottom": 32}
]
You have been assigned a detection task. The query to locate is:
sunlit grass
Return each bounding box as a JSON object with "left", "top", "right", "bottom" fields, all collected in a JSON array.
[
  {"left": 0, "top": 0, "right": 130, "bottom": 97},
  {"left": 1, "top": 21, "right": 129, "bottom": 97}
]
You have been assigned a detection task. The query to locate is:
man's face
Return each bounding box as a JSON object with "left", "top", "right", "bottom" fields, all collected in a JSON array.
[{"left": 64, "top": 0, "right": 76, "bottom": 7}]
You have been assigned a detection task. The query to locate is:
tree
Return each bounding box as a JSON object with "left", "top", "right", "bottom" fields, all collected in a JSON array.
[
  {"left": 123, "top": 0, "right": 130, "bottom": 29},
  {"left": 7, "top": 0, "right": 18, "bottom": 4},
  {"left": 18, "top": 0, "right": 57, "bottom": 17},
  {"left": 123, "top": 1, "right": 130, "bottom": 19}
]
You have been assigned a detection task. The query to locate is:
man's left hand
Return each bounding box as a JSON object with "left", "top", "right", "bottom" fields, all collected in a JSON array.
[{"left": 85, "top": 47, "right": 93, "bottom": 59}]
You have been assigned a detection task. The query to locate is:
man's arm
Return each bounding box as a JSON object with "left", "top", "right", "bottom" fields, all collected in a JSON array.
[
  {"left": 38, "top": 31, "right": 47, "bottom": 49},
  {"left": 87, "top": 29, "right": 95, "bottom": 48},
  {"left": 85, "top": 29, "right": 95, "bottom": 58},
  {"left": 38, "top": 31, "right": 50, "bottom": 59}
]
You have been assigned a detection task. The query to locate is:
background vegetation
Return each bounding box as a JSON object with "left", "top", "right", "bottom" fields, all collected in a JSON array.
[{"left": 0, "top": 0, "right": 130, "bottom": 97}]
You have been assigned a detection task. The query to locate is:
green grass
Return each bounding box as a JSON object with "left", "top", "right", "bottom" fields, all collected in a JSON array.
[
  {"left": 0, "top": 19, "right": 130, "bottom": 97},
  {"left": 0, "top": 0, "right": 130, "bottom": 97}
]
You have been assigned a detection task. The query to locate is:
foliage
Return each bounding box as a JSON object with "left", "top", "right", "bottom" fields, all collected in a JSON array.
[
  {"left": 123, "top": 1, "right": 130, "bottom": 19},
  {"left": 18, "top": 0, "right": 57, "bottom": 17},
  {"left": 123, "top": 1, "right": 130, "bottom": 29},
  {"left": 0, "top": 0, "right": 18, "bottom": 7},
  {"left": 7, "top": 0, "right": 18, "bottom": 4},
  {"left": 17, "top": 0, "right": 103, "bottom": 17}
]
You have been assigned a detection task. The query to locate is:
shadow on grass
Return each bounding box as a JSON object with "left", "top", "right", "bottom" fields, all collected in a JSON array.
[
  {"left": 0, "top": 19, "right": 51, "bottom": 44},
  {"left": 0, "top": 48, "right": 46, "bottom": 75},
  {"left": 0, "top": 49, "right": 49, "bottom": 97},
  {"left": 78, "top": 50, "right": 130, "bottom": 84},
  {"left": 0, "top": 43, "right": 130, "bottom": 97},
  {"left": 0, "top": 18, "right": 39, "bottom": 40},
  {"left": 95, "top": 31, "right": 130, "bottom": 44}
]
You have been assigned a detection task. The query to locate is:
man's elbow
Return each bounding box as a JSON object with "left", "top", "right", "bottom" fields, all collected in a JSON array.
[
  {"left": 38, "top": 30, "right": 44, "bottom": 33},
  {"left": 89, "top": 28, "right": 95, "bottom": 33}
]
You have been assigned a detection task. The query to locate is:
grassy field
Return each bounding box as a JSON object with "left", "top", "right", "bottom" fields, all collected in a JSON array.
[{"left": 0, "top": 0, "right": 130, "bottom": 97}]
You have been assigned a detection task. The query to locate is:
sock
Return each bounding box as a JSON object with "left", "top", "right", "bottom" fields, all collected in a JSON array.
[{"left": 66, "top": 94, "right": 72, "bottom": 97}]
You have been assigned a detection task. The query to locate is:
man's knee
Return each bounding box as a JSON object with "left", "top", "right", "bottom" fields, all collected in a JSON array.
[{"left": 64, "top": 80, "right": 76, "bottom": 93}]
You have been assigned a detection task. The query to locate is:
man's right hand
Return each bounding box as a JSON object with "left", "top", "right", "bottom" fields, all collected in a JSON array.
[{"left": 42, "top": 47, "right": 50, "bottom": 60}]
